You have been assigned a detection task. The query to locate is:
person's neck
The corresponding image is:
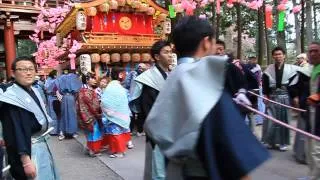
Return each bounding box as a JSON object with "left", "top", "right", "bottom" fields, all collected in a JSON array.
[
  {"left": 15, "top": 82, "right": 32, "bottom": 91},
  {"left": 157, "top": 63, "right": 169, "bottom": 72},
  {"left": 275, "top": 62, "right": 284, "bottom": 69}
]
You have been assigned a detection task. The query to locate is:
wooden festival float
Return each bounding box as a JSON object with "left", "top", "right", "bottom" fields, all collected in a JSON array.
[{"left": 54, "top": 0, "right": 170, "bottom": 78}]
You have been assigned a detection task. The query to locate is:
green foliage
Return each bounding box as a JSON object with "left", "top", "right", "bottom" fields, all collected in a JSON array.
[{"left": 16, "top": 39, "right": 37, "bottom": 58}]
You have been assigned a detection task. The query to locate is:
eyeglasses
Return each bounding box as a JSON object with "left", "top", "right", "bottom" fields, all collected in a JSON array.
[{"left": 15, "top": 68, "right": 35, "bottom": 73}]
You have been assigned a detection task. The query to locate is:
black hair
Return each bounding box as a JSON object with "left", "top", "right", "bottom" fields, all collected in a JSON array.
[
  {"left": 172, "top": 16, "right": 215, "bottom": 57},
  {"left": 81, "top": 73, "right": 94, "bottom": 84},
  {"left": 110, "top": 68, "right": 122, "bottom": 81},
  {"left": 216, "top": 39, "right": 226, "bottom": 48},
  {"left": 48, "top": 70, "right": 57, "bottom": 78},
  {"left": 150, "top": 40, "right": 171, "bottom": 60},
  {"left": 11, "top": 56, "right": 36, "bottom": 71},
  {"left": 272, "top": 46, "right": 286, "bottom": 55}
]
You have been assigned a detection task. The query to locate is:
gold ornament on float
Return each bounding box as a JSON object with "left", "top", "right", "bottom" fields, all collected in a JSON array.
[
  {"left": 117, "top": 0, "right": 126, "bottom": 6},
  {"left": 109, "top": 0, "right": 119, "bottom": 10},
  {"left": 138, "top": 3, "right": 148, "bottom": 12},
  {"left": 99, "top": 3, "right": 110, "bottom": 12},
  {"left": 86, "top": 7, "right": 97, "bottom": 16},
  {"left": 146, "top": 7, "right": 155, "bottom": 15},
  {"left": 158, "top": 13, "right": 167, "bottom": 22}
]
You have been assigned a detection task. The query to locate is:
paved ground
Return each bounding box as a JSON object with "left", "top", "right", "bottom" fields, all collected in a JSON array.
[
  {"left": 48, "top": 137, "right": 122, "bottom": 180},
  {"left": 49, "top": 123, "right": 310, "bottom": 180}
]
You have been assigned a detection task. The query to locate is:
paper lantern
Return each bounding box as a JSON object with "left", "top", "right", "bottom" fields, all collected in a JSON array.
[
  {"left": 111, "top": 53, "right": 121, "bottom": 62},
  {"left": 117, "top": 0, "right": 126, "bottom": 6},
  {"left": 121, "top": 53, "right": 131, "bottom": 62},
  {"left": 146, "top": 7, "right": 155, "bottom": 15},
  {"left": 158, "top": 13, "right": 167, "bottom": 22},
  {"left": 109, "top": 0, "right": 119, "bottom": 10},
  {"left": 162, "top": 20, "right": 171, "bottom": 34},
  {"left": 141, "top": 53, "right": 151, "bottom": 62},
  {"left": 100, "top": 53, "right": 110, "bottom": 63},
  {"left": 76, "top": 11, "right": 87, "bottom": 31},
  {"left": 91, "top": 53, "right": 101, "bottom": 63},
  {"left": 132, "top": 53, "right": 141, "bottom": 62},
  {"left": 99, "top": 3, "right": 110, "bottom": 12},
  {"left": 131, "top": 0, "right": 141, "bottom": 8},
  {"left": 86, "top": 7, "right": 97, "bottom": 16},
  {"left": 138, "top": 3, "right": 148, "bottom": 12},
  {"left": 79, "top": 54, "right": 92, "bottom": 75}
]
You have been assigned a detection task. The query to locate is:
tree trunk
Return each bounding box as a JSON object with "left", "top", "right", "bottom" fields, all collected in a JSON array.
[
  {"left": 275, "top": 0, "right": 286, "bottom": 50},
  {"left": 216, "top": 13, "right": 220, "bottom": 39},
  {"left": 258, "top": 6, "right": 265, "bottom": 65},
  {"left": 313, "top": 0, "right": 318, "bottom": 40},
  {"left": 263, "top": 2, "right": 271, "bottom": 65},
  {"left": 236, "top": 3, "right": 242, "bottom": 59},
  {"left": 293, "top": 0, "right": 302, "bottom": 54},
  {"left": 211, "top": 3, "right": 217, "bottom": 38},
  {"left": 306, "top": 0, "right": 313, "bottom": 44},
  {"left": 301, "top": 0, "right": 306, "bottom": 52}
]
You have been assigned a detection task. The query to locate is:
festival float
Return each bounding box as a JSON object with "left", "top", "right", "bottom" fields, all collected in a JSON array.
[{"left": 54, "top": 0, "right": 170, "bottom": 78}]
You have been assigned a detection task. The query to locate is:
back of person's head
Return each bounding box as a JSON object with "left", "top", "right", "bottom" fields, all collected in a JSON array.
[
  {"left": 110, "top": 68, "right": 122, "bottom": 81},
  {"left": 48, "top": 70, "right": 57, "bottom": 79},
  {"left": 150, "top": 40, "right": 171, "bottom": 60},
  {"left": 172, "top": 16, "right": 215, "bottom": 57}
]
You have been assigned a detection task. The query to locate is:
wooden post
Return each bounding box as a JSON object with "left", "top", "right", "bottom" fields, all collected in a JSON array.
[{"left": 4, "top": 20, "right": 16, "bottom": 79}]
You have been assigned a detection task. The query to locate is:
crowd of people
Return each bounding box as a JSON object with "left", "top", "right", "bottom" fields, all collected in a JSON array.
[{"left": 0, "top": 15, "right": 319, "bottom": 180}]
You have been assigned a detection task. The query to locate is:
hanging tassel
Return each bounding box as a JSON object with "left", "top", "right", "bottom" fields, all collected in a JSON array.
[
  {"left": 278, "top": 11, "right": 285, "bottom": 31},
  {"left": 265, "top": 11, "right": 273, "bottom": 29},
  {"left": 169, "top": 5, "right": 176, "bottom": 18},
  {"left": 216, "top": 0, "right": 221, "bottom": 14}
]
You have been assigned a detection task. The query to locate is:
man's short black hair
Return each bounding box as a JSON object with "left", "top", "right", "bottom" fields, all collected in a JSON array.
[
  {"left": 150, "top": 40, "right": 171, "bottom": 60},
  {"left": 272, "top": 46, "right": 286, "bottom": 55},
  {"left": 216, "top": 39, "right": 225, "bottom": 48},
  {"left": 48, "top": 70, "right": 57, "bottom": 78},
  {"left": 11, "top": 56, "right": 36, "bottom": 71},
  {"left": 172, "top": 16, "right": 215, "bottom": 57}
]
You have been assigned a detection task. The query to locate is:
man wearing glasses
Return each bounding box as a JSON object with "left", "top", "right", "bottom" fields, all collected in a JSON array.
[{"left": 0, "top": 57, "right": 59, "bottom": 180}]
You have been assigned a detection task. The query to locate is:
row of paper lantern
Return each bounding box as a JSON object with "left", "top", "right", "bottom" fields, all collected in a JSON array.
[
  {"left": 87, "top": 53, "right": 153, "bottom": 63},
  {"left": 85, "top": 0, "right": 167, "bottom": 18}
]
